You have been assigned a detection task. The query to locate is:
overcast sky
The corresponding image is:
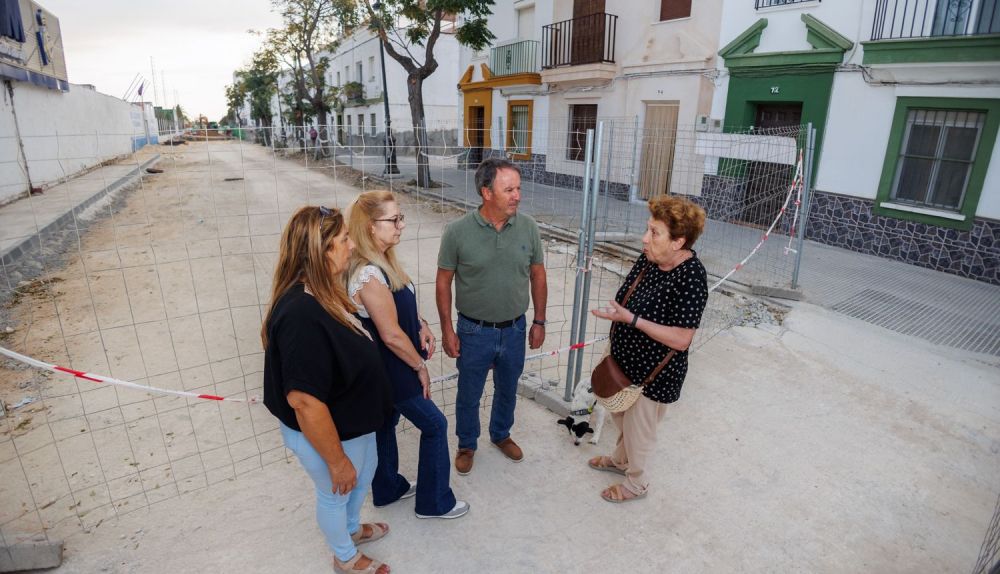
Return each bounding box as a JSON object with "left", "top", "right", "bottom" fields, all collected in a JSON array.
[{"left": 43, "top": 0, "right": 283, "bottom": 120}]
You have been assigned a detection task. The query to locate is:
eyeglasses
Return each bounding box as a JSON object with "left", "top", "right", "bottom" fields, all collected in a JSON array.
[{"left": 374, "top": 214, "right": 405, "bottom": 228}]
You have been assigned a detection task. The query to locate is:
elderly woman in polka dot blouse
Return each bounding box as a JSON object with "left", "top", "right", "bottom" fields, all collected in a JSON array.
[{"left": 589, "top": 195, "right": 709, "bottom": 503}]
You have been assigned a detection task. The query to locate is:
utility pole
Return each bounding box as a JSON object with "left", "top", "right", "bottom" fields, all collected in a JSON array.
[{"left": 373, "top": 1, "right": 399, "bottom": 175}]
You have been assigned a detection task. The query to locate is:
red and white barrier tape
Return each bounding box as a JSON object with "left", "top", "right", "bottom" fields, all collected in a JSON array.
[
  {"left": 0, "top": 346, "right": 260, "bottom": 404},
  {"left": 0, "top": 335, "right": 614, "bottom": 403}
]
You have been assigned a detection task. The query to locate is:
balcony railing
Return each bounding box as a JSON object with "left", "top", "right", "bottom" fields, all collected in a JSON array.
[
  {"left": 541, "top": 12, "right": 618, "bottom": 69},
  {"left": 754, "top": 0, "right": 820, "bottom": 9},
  {"left": 490, "top": 40, "right": 540, "bottom": 76},
  {"left": 871, "top": 0, "right": 1000, "bottom": 40}
]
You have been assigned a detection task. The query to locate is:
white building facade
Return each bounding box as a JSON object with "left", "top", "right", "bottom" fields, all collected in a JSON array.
[
  {"left": 456, "top": 0, "right": 723, "bottom": 199},
  {"left": 326, "top": 26, "right": 462, "bottom": 149},
  {"left": 710, "top": 0, "right": 999, "bottom": 284}
]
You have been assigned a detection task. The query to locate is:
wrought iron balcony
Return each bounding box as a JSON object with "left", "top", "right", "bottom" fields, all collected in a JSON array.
[
  {"left": 541, "top": 12, "right": 618, "bottom": 69},
  {"left": 871, "top": 0, "right": 1000, "bottom": 40},
  {"left": 490, "top": 40, "right": 540, "bottom": 76},
  {"left": 755, "top": 0, "right": 820, "bottom": 8}
]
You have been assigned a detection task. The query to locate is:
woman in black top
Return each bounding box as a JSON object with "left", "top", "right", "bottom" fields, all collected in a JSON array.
[
  {"left": 590, "top": 195, "right": 709, "bottom": 503},
  {"left": 262, "top": 206, "right": 392, "bottom": 574}
]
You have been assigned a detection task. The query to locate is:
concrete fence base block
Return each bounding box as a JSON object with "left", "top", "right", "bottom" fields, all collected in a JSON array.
[
  {"left": 517, "top": 373, "right": 572, "bottom": 418},
  {"left": 750, "top": 285, "right": 804, "bottom": 301},
  {"left": 0, "top": 541, "right": 64, "bottom": 572}
]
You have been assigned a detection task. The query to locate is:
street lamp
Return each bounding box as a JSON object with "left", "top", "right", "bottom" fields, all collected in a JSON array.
[{"left": 373, "top": 1, "right": 400, "bottom": 175}]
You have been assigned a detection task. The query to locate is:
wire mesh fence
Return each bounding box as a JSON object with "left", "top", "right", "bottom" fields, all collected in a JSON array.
[{"left": 0, "top": 119, "right": 805, "bottom": 545}]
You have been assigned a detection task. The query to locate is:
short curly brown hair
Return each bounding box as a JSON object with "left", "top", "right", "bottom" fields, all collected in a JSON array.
[{"left": 648, "top": 195, "right": 706, "bottom": 250}]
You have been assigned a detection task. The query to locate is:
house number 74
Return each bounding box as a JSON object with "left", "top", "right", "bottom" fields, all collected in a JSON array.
[{"left": 770, "top": 86, "right": 780, "bottom": 94}]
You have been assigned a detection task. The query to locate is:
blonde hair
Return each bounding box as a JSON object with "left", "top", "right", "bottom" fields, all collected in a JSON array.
[
  {"left": 347, "top": 190, "right": 412, "bottom": 292},
  {"left": 261, "top": 206, "right": 359, "bottom": 348},
  {"left": 648, "top": 195, "right": 706, "bottom": 250}
]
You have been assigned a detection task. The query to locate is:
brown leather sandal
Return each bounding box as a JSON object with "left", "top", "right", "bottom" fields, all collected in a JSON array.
[
  {"left": 588, "top": 455, "right": 626, "bottom": 476},
  {"left": 350, "top": 522, "right": 389, "bottom": 545},
  {"left": 333, "top": 552, "right": 390, "bottom": 574},
  {"left": 601, "top": 483, "right": 647, "bottom": 504}
]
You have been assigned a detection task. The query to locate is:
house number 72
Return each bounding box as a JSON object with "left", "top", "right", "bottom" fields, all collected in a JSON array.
[{"left": 770, "top": 86, "right": 780, "bottom": 94}]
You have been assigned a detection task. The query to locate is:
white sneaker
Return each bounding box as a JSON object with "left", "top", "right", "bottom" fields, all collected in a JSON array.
[{"left": 415, "top": 500, "right": 469, "bottom": 520}]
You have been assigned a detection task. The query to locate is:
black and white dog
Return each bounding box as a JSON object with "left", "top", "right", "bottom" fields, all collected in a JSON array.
[{"left": 555, "top": 377, "right": 608, "bottom": 445}]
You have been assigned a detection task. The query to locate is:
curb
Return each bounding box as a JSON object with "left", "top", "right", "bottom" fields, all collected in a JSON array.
[
  {"left": 0, "top": 154, "right": 161, "bottom": 266},
  {"left": 0, "top": 541, "right": 63, "bottom": 572}
]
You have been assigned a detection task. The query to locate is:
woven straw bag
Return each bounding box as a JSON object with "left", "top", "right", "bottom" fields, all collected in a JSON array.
[{"left": 597, "top": 384, "right": 644, "bottom": 413}]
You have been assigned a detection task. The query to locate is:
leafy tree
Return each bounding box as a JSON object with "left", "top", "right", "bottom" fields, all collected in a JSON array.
[
  {"left": 236, "top": 49, "right": 282, "bottom": 144},
  {"left": 268, "top": 0, "right": 351, "bottom": 143},
  {"left": 225, "top": 82, "right": 248, "bottom": 125},
  {"left": 357, "top": 0, "right": 495, "bottom": 187}
]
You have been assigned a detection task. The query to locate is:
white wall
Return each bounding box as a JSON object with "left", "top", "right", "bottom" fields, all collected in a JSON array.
[
  {"left": 0, "top": 82, "right": 153, "bottom": 204},
  {"left": 329, "top": 27, "right": 461, "bottom": 134}
]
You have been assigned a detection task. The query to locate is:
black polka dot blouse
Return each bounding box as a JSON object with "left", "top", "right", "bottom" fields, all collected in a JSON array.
[{"left": 609, "top": 252, "right": 709, "bottom": 404}]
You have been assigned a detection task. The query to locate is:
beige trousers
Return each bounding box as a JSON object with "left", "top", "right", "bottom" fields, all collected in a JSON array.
[{"left": 609, "top": 394, "right": 668, "bottom": 495}]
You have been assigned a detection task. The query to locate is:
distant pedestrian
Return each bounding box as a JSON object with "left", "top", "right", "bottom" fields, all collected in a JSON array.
[
  {"left": 348, "top": 190, "right": 469, "bottom": 520},
  {"left": 436, "top": 158, "right": 548, "bottom": 476},
  {"left": 262, "top": 206, "right": 393, "bottom": 573},
  {"left": 310, "top": 126, "right": 319, "bottom": 145},
  {"left": 589, "top": 195, "right": 709, "bottom": 503}
]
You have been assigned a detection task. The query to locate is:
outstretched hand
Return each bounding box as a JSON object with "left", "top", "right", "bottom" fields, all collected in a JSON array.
[{"left": 591, "top": 300, "right": 634, "bottom": 325}]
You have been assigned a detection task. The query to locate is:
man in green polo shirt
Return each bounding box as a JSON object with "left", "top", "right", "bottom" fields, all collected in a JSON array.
[{"left": 436, "top": 158, "right": 547, "bottom": 475}]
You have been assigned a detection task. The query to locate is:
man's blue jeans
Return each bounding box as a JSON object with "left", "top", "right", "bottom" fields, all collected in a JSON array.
[
  {"left": 455, "top": 314, "right": 526, "bottom": 451},
  {"left": 372, "top": 394, "right": 457, "bottom": 516}
]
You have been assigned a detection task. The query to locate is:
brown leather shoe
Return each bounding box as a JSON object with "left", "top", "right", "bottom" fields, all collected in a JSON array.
[
  {"left": 491, "top": 437, "right": 523, "bottom": 462},
  {"left": 455, "top": 448, "right": 475, "bottom": 475}
]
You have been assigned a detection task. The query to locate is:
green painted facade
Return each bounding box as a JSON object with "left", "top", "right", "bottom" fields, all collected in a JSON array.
[
  {"left": 722, "top": 72, "right": 833, "bottom": 183},
  {"left": 718, "top": 16, "right": 850, "bottom": 184},
  {"left": 862, "top": 34, "right": 1000, "bottom": 65}
]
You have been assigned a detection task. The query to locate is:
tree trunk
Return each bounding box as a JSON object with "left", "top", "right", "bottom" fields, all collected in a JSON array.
[{"left": 408, "top": 74, "right": 432, "bottom": 188}]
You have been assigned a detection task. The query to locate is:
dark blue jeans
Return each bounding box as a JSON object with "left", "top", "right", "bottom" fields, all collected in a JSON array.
[
  {"left": 372, "top": 394, "right": 457, "bottom": 516},
  {"left": 454, "top": 314, "right": 527, "bottom": 451}
]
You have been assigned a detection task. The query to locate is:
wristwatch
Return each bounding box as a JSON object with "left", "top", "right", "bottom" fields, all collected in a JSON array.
[{"left": 532, "top": 319, "right": 547, "bottom": 326}]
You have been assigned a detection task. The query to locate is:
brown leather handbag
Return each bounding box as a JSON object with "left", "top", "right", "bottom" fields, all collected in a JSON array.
[{"left": 591, "top": 264, "right": 677, "bottom": 404}]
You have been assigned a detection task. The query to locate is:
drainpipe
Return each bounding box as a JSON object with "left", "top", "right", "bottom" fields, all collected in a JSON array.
[{"left": 5, "top": 80, "right": 36, "bottom": 195}]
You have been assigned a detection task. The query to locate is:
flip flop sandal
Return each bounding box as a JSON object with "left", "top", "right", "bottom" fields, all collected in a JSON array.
[
  {"left": 350, "top": 523, "right": 389, "bottom": 545},
  {"left": 601, "top": 484, "right": 647, "bottom": 504},
  {"left": 588, "top": 456, "right": 626, "bottom": 476},
  {"left": 334, "top": 552, "right": 389, "bottom": 574}
]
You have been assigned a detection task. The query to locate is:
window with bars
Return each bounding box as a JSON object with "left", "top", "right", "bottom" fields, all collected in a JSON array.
[
  {"left": 358, "top": 113, "right": 365, "bottom": 136},
  {"left": 507, "top": 101, "right": 533, "bottom": 159},
  {"left": 370, "top": 113, "right": 377, "bottom": 136},
  {"left": 891, "top": 109, "right": 984, "bottom": 211},
  {"left": 567, "top": 104, "right": 598, "bottom": 161}
]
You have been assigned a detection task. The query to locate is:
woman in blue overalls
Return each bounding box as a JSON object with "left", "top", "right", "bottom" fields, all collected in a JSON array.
[{"left": 347, "top": 191, "right": 469, "bottom": 520}]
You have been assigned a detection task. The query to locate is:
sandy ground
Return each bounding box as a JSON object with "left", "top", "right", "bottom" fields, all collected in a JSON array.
[
  {"left": 53, "top": 303, "right": 1000, "bottom": 573},
  {"left": 1, "top": 141, "right": 997, "bottom": 572}
]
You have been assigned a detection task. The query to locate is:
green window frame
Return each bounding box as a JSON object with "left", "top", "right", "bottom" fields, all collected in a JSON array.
[{"left": 874, "top": 97, "right": 1000, "bottom": 230}]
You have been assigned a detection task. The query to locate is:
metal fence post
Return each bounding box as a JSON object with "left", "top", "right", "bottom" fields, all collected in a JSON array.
[
  {"left": 564, "top": 128, "right": 596, "bottom": 401},
  {"left": 792, "top": 122, "right": 815, "bottom": 289},
  {"left": 628, "top": 115, "right": 640, "bottom": 203},
  {"left": 572, "top": 121, "right": 605, "bottom": 387}
]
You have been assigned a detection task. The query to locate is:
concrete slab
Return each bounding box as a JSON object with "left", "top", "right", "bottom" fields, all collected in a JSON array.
[{"left": 0, "top": 541, "right": 63, "bottom": 572}]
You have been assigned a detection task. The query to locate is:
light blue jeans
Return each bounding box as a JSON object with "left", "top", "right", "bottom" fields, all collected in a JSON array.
[{"left": 280, "top": 422, "right": 377, "bottom": 562}]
